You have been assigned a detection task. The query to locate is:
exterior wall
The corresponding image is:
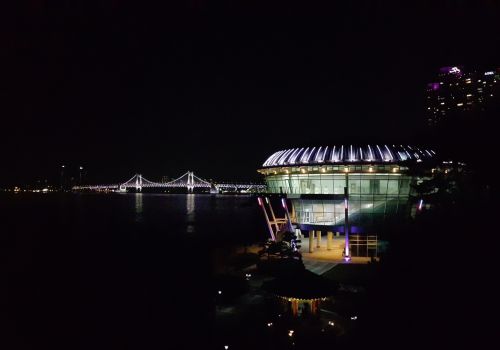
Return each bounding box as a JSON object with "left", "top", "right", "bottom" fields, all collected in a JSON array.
[
  {"left": 264, "top": 169, "right": 418, "bottom": 229},
  {"left": 290, "top": 196, "right": 409, "bottom": 227},
  {"left": 265, "top": 172, "right": 410, "bottom": 196}
]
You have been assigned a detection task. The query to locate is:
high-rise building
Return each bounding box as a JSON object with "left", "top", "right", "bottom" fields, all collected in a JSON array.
[{"left": 426, "top": 66, "right": 499, "bottom": 126}]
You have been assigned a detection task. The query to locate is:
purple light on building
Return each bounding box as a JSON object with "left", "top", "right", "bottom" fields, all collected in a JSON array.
[
  {"left": 428, "top": 82, "right": 440, "bottom": 91},
  {"left": 439, "top": 66, "right": 463, "bottom": 76}
]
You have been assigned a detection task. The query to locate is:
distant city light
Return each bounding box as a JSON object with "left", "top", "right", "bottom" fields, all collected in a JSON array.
[
  {"left": 218, "top": 290, "right": 222, "bottom": 295},
  {"left": 351, "top": 316, "right": 358, "bottom": 320},
  {"left": 449, "top": 66, "right": 461, "bottom": 74},
  {"left": 485, "top": 71, "right": 494, "bottom": 75}
]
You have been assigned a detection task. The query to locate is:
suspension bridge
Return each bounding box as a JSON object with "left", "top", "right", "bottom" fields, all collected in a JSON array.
[{"left": 72, "top": 171, "right": 266, "bottom": 193}]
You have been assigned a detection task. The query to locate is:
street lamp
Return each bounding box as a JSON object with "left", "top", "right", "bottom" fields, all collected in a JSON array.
[
  {"left": 60, "top": 165, "right": 66, "bottom": 191},
  {"left": 79, "top": 166, "right": 83, "bottom": 185},
  {"left": 343, "top": 176, "right": 351, "bottom": 262}
]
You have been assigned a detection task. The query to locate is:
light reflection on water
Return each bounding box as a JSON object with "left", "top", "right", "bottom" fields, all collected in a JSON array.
[
  {"left": 0, "top": 193, "right": 265, "bottom": 244},
  {"left": 0, "top": 192, "right": 266, "bottom": 347},
  {"left": 135, "top": 193, "right": 143, "bottom": 222},
  {"left": 186, "top": 193, "right": 195, "bottom": 233}
]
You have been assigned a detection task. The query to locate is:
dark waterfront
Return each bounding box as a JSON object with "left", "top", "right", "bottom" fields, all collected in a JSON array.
[
  {"left": 1, "top": 185, "right": 497, "bottom": 349},
  {"left": 1, "top": 193, "right": 267, "bottom": 349}
]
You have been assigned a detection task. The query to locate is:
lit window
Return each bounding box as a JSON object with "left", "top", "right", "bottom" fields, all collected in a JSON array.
[{"left": 457, "top": 103, "right": 463, "bottom": 106}]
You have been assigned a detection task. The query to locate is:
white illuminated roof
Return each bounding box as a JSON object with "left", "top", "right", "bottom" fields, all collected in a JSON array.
[{"left": 262, "top": 145, "right": 435, "bottom": 167}]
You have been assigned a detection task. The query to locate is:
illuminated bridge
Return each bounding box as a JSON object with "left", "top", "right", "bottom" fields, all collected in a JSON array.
[{"left": 73, "top": 171, "right": 266, "bottom": 193}]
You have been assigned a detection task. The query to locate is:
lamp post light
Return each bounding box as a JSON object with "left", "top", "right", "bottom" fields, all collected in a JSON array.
[
  {"left": 60, "top": 165, "right": 65, "bottom": 191},
  {"left": 79, "top": 166, "right": 83, "bottom": 185},
  {"left": 343, "top": 173, "right": 351, "bottom": 262}
]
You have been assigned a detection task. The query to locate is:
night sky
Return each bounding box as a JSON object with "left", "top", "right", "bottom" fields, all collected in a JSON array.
[{"left": 4, "top": 1, "right": 500, "bottom": 185}]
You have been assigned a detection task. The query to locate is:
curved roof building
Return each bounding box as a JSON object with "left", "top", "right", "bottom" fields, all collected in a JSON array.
[
  {"left": 262, "top": 145, "right": 436, "bottom": 167},
  {"left": 258, "top": 145, "right": 438, "bottom": 238}
]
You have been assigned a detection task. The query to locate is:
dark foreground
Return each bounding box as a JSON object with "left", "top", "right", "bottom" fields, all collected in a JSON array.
[{"left": 1, "top": 192, "right": 497, "bottom": 349}]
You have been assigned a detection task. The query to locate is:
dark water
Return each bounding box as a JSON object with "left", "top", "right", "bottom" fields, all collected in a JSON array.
[{"left": 1, "top": 193, "right": 267, "bottom": 349}]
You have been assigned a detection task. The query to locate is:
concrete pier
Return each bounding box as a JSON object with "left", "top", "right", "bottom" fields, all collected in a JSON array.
[{"left": 316, "top": 231, "right": 322, "bottom": 248}]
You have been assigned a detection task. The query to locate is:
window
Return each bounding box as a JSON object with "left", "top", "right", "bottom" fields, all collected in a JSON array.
[
  {"left": 333, "top": 178, "right": 346, "bottom": 194},
  {"left": 360, "top": 180, "right": 370, "bottom": 194},
  {"left": 387, "top": 180, "right": 399, "bottom": 194},
  {"left": 320, "top": 174, "right": 334, "bottom": 194},
  {"left": 370, "top": 179, "right": 380, "bottom": 194}
]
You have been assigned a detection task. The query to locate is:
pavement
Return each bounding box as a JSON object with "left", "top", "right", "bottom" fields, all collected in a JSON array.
[
  {"left": 300, "top": 235, "right": 377, "bottom": 265},
  {"left": 302, "top": 260, "right": 338, "bottom": 275}
]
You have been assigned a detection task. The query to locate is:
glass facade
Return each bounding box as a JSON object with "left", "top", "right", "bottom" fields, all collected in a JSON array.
[
  {"left": 265, "top": 172, "right": 410, "bottom": 196},
  {"left": 262, "top": 168, "right": 417, "bottom": 229}
]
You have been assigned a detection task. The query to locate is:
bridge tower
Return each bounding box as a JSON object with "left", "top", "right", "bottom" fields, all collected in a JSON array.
[
  {"left": 135, "top": 174, "right": 143, "bottom": 192},
  {"left": 187, "top": 171, "right": 194, "bottom": 192}
]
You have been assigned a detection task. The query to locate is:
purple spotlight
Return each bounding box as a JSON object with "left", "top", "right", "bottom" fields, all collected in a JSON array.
[{"left": 428, "top": 82, "right": 440, "bottom": 91}]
